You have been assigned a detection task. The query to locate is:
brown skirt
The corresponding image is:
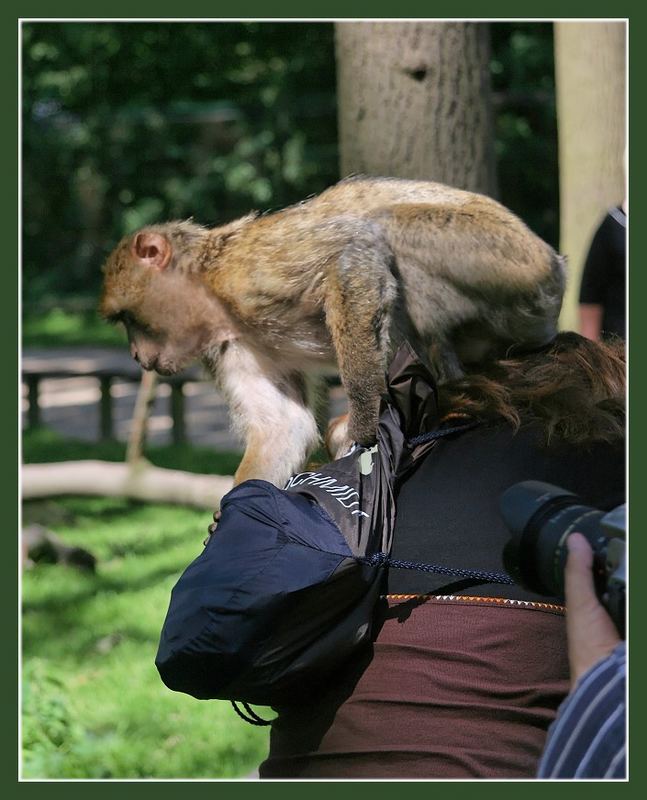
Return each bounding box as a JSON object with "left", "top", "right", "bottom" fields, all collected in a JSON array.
[{"left": 260, "top": 595, "right": 569, "bottom": 780}]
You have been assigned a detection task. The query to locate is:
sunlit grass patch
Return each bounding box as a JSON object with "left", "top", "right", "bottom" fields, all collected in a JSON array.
[{"left": 22, "top": 496, "right": 270, "bottom": 779}]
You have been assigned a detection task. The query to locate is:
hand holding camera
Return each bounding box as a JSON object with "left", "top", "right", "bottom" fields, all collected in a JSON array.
[{"left": 563, "top": 532, "right": 621, "bottom": 688}]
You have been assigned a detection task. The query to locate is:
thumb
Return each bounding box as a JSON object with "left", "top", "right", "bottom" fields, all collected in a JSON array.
[
  {"left": 564, "top": 532, "right": 619, "bottom": 687},
  {"left": 564, "top": 532, "right": 596, "bottom": 602}
]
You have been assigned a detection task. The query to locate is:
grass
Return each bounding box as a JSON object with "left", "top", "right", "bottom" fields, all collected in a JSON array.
[
  {"left": 23, "top": 308, "right": 126, "bottom": 348},
  {"left": 22, "top": 426, "right": 243, "bottom": 476},
  {"left": 21, "top": 427, "right": 270, "bottom": 779},
  {"left": 22, "top": 495, "right": 271, "bottom": 779}
]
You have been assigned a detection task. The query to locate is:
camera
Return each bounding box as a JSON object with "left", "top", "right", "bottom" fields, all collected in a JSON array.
[{"left": 500, "top": 480, "right": 626, "bottom": 636}]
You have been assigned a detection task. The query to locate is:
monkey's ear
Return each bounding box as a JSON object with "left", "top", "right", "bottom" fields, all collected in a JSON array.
[{"left": 131, "top": 231, "right": 173, "bottom": 270}]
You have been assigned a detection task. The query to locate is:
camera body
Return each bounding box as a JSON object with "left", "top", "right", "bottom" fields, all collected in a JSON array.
[{"left": 500, "top": 480, "right": 626, "bottom": 636}]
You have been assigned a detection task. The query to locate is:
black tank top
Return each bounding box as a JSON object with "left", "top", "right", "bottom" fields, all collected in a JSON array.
[{"left": 387, "top": 421, "right": 625, "bottom": 602}]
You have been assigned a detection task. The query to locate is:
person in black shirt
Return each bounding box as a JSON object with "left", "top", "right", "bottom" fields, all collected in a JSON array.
[
  {"left": 579, "top": 205, "right": 627, "bottom": 341},
  {"left": 261, "top": 333, "right": 625, "bottom": 779}
]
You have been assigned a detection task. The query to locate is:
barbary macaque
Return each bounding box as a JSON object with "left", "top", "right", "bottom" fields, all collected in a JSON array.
[{"left": 100, "top": 176, "right": 565, "bottom": 487}]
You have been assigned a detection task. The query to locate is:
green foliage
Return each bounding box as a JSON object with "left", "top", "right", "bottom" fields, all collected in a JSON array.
[
  {"left": 22, "top": 496, "right": 270, "bottom": 778},
  {"left": 23, "top": 659, "right": 84, "bottom": 755},
  {"left": 22, "top": 22, "right": 339, "bottom": 308},
  {"left": 22, "top": 308, "right": 126, "bottom": 347},
  {"left": 490, "top": 23, "right": 559, "bottom": 247}
]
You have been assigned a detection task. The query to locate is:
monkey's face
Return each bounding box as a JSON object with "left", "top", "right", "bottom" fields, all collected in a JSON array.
[
  {"left": 102, "top": 274, "right": 213, "bottom": 375},
  {"left": 100, "top": 230, "right": 230, "bottom": 375}
]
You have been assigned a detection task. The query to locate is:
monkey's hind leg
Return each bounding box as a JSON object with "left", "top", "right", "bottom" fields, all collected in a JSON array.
[
  {"left": 215, "top": 342, "right": 320, "bottom": 487},
  {"left": 324, "top": 231, "right": 397, "bottom": 450}
]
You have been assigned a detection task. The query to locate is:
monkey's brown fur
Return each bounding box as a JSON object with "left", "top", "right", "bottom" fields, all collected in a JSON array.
[{"left": 100, "top": 176, "right": 565, "bottom": 487}]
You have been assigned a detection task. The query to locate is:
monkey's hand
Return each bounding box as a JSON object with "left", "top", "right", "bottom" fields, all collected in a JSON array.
[{"left": 204, "top": 509, "right": 222, "bottom": 545}]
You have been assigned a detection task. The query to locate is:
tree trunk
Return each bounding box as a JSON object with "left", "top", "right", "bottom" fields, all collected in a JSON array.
[
  {"left": 335, "top": 21, "right": 497, "bottom": 196},
  {"left": 554, "top": 21, "right": 626, "bottom": 331}
]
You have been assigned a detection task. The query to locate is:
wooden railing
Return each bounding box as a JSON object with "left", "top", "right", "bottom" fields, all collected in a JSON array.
[
  {"left": 21, "top": 365, "right": 202, "bottom": 444},
  {"left": 22, "top": 365, "right": 341, "bottom": 444}
]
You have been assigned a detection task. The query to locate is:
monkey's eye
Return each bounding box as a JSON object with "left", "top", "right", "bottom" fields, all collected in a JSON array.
[
  {"left": 106, "top": 311, "right": 127, "bottom": 326},
  {"left": 106, "top": 311, "right": 140, "bottom": 332},
  {"left": 106, "top": 310, "right": 157, "bottom": 339}
]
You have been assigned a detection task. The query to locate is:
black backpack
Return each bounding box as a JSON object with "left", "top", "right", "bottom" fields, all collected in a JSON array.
[{"left": 155, "top": 345, "right": 493, "bottom": 710}]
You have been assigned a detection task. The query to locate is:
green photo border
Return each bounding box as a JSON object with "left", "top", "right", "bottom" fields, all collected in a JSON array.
[{"left": 7, "top": 2, "right": 641, "bottom": 796}]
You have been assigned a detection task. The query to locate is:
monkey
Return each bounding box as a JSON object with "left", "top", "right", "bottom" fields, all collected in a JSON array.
[{"left": 99, "top": 176, "right": 565, "bottom": 488}]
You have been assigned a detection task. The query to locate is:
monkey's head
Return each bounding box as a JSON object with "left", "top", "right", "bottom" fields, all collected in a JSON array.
[{"left": 99, "top": 221, "right": 238, "bottom": 375}]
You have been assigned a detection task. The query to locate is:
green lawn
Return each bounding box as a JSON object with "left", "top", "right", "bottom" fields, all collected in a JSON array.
[
  {"left": 21, "top": 431, "right": 271, "bottom": 779},
  {"left": 22, "top": 495, "right": 271, "bottom": 779},
  {"left": 22, "top": 426, "right": 243, "bottom": 476},
  {"left": 23, "top": 308, "right": 126, "bottom": 348}
]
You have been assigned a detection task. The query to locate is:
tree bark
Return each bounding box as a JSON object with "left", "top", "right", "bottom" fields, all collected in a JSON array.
[
  {"left": 335, "top": 21, "right": 497, "bottom": 196},
  {"left": 22, "top": 461, "right": 233, "bottom": 511},
  {"left": 554, "top": 21, "right": 627, "bottom": 331}
]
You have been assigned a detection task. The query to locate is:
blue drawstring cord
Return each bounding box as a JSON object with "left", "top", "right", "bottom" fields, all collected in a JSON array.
[
  {"left": 360, "top": 551, "right": 515, "bottom": 585},
  {"left": 407, "top": 419, "right": 480, "bottom": 446}
]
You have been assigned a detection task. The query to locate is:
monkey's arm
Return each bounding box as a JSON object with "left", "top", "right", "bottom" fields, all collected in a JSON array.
[
  {"left": 215, "top": 341, "right": 320, "bottom": 487},
  {"left": 324, "top": 231, "right": 398, "bottom": 450}
]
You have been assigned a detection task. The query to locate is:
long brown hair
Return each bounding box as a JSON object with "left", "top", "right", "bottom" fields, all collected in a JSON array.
[{"left": 438, "top": 332, "right": 626, "bottom": 445}]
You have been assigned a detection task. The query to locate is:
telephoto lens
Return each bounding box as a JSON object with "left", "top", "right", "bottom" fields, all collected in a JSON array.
[{"left": 500, "top": 480, "right": 610, "bottom": 599}]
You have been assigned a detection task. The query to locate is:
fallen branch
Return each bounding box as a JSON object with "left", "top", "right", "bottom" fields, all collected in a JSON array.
[{"left": 22, "top": 460, "right": 233, "bottom": 510}]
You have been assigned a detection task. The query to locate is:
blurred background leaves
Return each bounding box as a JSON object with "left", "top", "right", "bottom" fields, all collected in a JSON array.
[
  {"left": 22, "top": 22, "right": 339, "bottom": 309},
  {"left": 22, "top": 21, "right": 557, "bottom": 317}
]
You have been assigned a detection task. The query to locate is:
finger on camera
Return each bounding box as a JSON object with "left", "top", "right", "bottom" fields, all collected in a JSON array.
[
  {"left": 566, "top": 533, "right": 593, "bottom": 574},
  {"left": 564, "top": 533, "right": 595, "bottom": 596},
  {"left": 565, "top": 533, "right": 599, "bottom": 603}
]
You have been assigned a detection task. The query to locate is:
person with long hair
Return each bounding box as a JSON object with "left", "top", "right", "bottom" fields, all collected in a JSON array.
[{"left": 259, "top": 332, "right": 625, "bottom": 779}]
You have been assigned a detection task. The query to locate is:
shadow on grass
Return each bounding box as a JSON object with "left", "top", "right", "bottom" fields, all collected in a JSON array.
[
  {"left": 24, "top": 497, "right": 147, "bottom": 529},
  {"left": 22, "top": 620, "right": 163, "bottom": 662},
  {"left": 22, "top": 550, "right": 197, "bottom": 610}
]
